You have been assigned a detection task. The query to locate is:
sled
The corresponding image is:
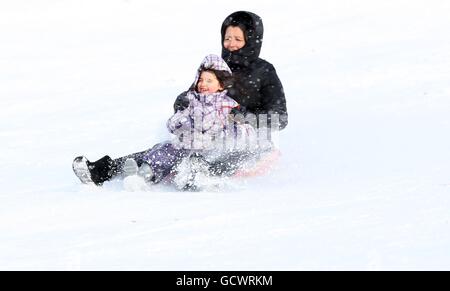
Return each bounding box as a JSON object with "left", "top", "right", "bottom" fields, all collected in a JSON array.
[{"left": 232, "top": 149, "right": 281, "bottom": 178}]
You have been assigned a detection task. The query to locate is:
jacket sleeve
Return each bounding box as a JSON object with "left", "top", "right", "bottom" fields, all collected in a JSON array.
[
  {"left": 259, "top": 64, "right": 288, "bottom": 130},
  {"left": 167, "top": 109, "right": 192, "bottom": 134}
]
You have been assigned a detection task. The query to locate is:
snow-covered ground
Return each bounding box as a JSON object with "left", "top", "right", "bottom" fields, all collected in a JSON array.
[{"left": 1, "top": 0, "right": 450, "bottom": 270}]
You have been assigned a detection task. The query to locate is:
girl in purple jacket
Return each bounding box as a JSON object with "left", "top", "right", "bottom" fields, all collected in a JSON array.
[{"left": 73, "top": 55, "right": 255, "bottom": 189}]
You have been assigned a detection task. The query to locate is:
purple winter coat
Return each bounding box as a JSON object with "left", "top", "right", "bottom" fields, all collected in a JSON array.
[{"left": 167, "top": 55, "right": 256, "bottom": 151}]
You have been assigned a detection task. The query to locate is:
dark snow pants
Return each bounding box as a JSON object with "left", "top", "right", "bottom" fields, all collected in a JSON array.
[
  {"left": 88, "top": 142, "right": 257, "bottom": 185},
  {"left": 89, "top": 142, "right": 188, "bottom": 185}
]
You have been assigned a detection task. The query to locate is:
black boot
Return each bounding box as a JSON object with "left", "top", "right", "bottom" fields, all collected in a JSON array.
[
  {"left": 73, "top": 155, "right": 118, "bottom": 186},
  {"left": 88, "top": 155, "right": 118, "bottom": 185}
]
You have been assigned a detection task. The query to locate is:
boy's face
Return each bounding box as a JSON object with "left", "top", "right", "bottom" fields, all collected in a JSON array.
[{"left": 197, "top": 71, "right": 223, "bottom": 94}]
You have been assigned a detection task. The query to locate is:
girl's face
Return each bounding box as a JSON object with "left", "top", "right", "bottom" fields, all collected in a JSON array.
[
  {"left": 197, "top": 71, "right": 223, "bottom": 94},
  {"left": 223, "top": 26, "right": 246, "bottom": 52}
]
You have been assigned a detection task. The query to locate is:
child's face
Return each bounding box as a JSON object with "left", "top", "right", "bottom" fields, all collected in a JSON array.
[{"left": 197, "top": 71, "right": 223, "bottom": 94}]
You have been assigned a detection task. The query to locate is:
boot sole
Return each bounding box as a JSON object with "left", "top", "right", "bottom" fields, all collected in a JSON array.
[{"left": 72, "top": 156, "right": 94, "bottom": 184}]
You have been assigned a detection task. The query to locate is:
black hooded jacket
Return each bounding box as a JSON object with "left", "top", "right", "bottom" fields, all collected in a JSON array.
[{"left": 174, "top": 11, "right": 288, "bottom": 130}]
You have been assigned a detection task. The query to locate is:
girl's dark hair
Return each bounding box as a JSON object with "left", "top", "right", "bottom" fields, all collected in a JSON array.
[{"left": 191, "top": 65, "right": 233, "bottom": 92}]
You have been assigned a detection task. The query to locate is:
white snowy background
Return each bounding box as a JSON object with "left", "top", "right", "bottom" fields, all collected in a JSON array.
[{"left": 1, "top": 0, "right": 450, "bottom": 270}]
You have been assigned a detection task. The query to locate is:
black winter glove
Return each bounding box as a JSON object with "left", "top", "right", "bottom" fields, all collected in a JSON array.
[
  {"left": 173, "top": 91, "right": 189, "bottom": 112},
  {"left": 229, "top": 105, "right": 252, "bottom": 126},
  {"left": 230, "top": 105, "right": 247, "bottom": 116}
]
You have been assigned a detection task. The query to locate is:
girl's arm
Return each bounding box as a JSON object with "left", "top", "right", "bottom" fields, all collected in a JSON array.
[{"left": 167, "top": 108, "right": 192, "bottom": 134}]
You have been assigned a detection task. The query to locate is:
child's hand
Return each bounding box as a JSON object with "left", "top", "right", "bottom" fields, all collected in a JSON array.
[
  {"left": 228, "top": 105, "right": 246, "bottom": 124},
  {"left": 228, "top": 112, "right": 245, "bottom": 125},
  {"left": 230, "top": 105, "right": 247, "bottom": 116}
]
